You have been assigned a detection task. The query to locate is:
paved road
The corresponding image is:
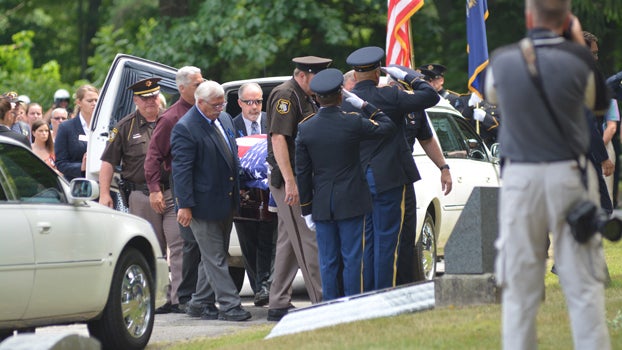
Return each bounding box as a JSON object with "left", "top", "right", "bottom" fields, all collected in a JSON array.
[{"left": 33, "top": 275, "right": 310, "bottom": 348}]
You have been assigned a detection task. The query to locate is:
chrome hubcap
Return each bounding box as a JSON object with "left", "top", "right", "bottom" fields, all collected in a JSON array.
[
  {"left": 421, "top": 218, "right": 436, "bottom": 280},
  {"left": 121, "top": 264, "right": 151, "bottom": 338}
]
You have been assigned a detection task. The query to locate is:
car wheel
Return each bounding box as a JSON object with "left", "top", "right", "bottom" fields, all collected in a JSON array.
[
  {"left": 417, "top": 212, "right": 437, "bottom": 281},
  {"left": 229, "top": 266, "right": 245, "bottom": 293},
  {"left": 87, "top": 247, "right": 154, "bottom": 350}
]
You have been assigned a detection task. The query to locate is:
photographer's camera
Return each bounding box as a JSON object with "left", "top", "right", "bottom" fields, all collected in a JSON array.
[{"left": 566, "top": 200, "right": 622, "bottom": 243}]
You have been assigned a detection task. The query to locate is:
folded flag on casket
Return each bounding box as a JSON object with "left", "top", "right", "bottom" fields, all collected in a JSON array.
[{"left": 236, "top": 134, "right": 269, "bottom": 191}]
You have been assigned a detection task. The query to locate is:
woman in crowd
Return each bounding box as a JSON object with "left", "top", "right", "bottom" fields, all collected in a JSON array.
[
  {"left": 30, "top": 119, "right": 58, "bottom": 172},
  {"left": 55, "top": 84, "right": 99, "bottom": 181}
]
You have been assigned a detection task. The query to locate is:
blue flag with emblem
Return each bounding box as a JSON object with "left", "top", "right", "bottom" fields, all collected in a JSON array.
[{"left": 466, "top": 0, "right": 489, "bottom": 99}]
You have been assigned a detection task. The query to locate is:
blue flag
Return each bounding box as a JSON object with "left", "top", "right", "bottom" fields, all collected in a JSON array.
[{"left": 466, "top": 0, "right": 489, "bottom": 99}]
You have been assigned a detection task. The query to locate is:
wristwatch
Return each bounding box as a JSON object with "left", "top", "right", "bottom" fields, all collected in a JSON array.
[{"left": 439, "top": 164, "right": 450, "bottom": 171}]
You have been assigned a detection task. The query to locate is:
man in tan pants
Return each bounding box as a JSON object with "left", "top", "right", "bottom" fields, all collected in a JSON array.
[{"left": 265, "top": 56, "right": 331, "bottom": 321}]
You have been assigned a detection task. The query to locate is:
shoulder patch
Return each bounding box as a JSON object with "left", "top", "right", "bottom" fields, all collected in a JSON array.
[
  {"left": 276, "top": 99, "right": 291, "bottom": 114},
  {"left": 109, "top": 127, "right": 118, "bottom": 142}
]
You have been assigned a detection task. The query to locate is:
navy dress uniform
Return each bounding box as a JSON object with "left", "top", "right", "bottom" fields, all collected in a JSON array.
[
  {"left": 343, "top": 47, "right": 439, "bottom": 291},
  {"left": 388, "top": 65, "right": 437, "bottom": 284},
  {"left": 295, "top": 68, "right": 396, "bottom": 300}
]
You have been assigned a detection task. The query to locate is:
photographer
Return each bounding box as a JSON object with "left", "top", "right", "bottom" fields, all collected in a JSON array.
[{"left": 484, "top": 1, "right": 611, "bottom": 349}]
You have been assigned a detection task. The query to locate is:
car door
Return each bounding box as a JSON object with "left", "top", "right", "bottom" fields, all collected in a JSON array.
[
  {"left": 417, "top": 109, "right": 500, "bottom": 246},
  {"left": 0, "top": 142, "right": 109, "bottom": 318},
  {"left": 0, "top": 144, "right": 35, "bottom": 321}
]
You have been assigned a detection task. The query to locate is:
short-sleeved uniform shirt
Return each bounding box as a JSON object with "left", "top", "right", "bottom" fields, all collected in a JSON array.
[
  {"left": 266, "top": 78, "right": 318, "bottom": 169},
  {"left": 101, "top": 110, "right": 158, "bottom": 184}
]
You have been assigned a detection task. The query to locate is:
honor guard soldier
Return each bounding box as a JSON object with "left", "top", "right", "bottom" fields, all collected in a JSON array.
[
  {"left": 99, "top": 77, "right": 181, "bottom": 310},
  {"left": 344, "top": 46, "right": 449, "bottom": 291},
  {"left": 384, "top": 64, "right": 453, "bottom": 284},
  {"left": 418, "top": 63, "right": 500, "bottom": 146},
  {"left": 295, "top": 68, "right": 396, "bottom": 300},
  {"left": 266, "top": 55, "right": 331, "bottom": 321},
  {"left": 417, "top": 63, "right": 461, "bottom": 105}
]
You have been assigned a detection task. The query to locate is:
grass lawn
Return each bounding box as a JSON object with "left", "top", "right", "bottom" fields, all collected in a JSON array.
[{"left": 156, "top": 241, "right": 622, "bottom": 350}]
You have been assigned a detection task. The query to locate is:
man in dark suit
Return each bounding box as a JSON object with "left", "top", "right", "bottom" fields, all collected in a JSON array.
[
  {"left": 171, "top": 80, "right": 251, "bottom": 322},
  {"left": 295, "top": 68, "right": 396, "bottom": 301},
  {"left": 232, "top": 82, "right": 277, "bottom": 307},
  {"left": 0, "top": 94, "right": 31, "bottom": 148}
]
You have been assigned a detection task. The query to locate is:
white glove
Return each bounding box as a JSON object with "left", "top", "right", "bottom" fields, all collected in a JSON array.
[
  {"left": 468, "top": 92, "right": 483, "bottom": 107},
  {"left": 342, "top": 89, "right": 365, "bottom": 109},
  {"left": 381, "top": 66, "right": 407, "bottom": 80},
  {"left": 303, "top": 214, "right": 316, "bottom": 231},
  {"left": 473, "top": 108, "right": 486, "bottom": 122}
]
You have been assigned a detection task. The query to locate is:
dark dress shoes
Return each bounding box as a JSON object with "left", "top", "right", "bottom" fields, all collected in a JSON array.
[
  {"left": 200, "top": 304, "right": 219, "bottom": 320},
  {"left": 155, "top": 302, "right": 172, "bottom": 314},
  {"left": 267, "top": 307, "right": 289, "bottom": 321},
  {"left": 186, "top": 302, "right": 217, "bottom": 318},
  {"left": 254, "top": 287, "right": 270, "bottom": 307},
  {"left": 218, "top": 305, "right": 251, "bottom": 321},
  {"left": 156, "top": 302, "right": 187, "bottom": 314}
]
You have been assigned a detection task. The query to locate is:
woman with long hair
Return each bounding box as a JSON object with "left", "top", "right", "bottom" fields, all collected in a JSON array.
[{"left": 30, "top": 119, "right": 58, "bottom": 172}]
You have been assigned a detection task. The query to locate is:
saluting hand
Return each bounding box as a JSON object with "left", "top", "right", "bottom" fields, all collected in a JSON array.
[
  {"left": 381, "top": 66, "right": 407, "bottom": 80},
  {"left": 342, "top": 89, "right": 365, "bottom": 109}
]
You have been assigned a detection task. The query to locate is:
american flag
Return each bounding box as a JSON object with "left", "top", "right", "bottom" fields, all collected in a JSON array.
[
  {"left": 236, "top": 135, "right": 269, "bottom": 190},
  {"left": 386, "top": 0, "right": 424, "bottom": 68}
]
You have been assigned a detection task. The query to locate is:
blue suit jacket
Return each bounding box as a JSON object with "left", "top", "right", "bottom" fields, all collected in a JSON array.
[
  {"left": 171, "top": 106, "right": 240, "bottom": 221},
  {"left": 55, "top": 115, "right": 87, "bottom": 181}
]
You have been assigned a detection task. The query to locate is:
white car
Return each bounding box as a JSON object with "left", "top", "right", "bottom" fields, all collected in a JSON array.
[
  {"left": 0, "top": 136, "right": 169, "bottom": 349},
  {"left": 412, "top": 98, "right": 501, "bottom": 279},
  {"left": 85, "top": 54, "right": 246, "bottom": 289},
  {"left": 222, "top": 77, "right": 501, "bottom": 281}
]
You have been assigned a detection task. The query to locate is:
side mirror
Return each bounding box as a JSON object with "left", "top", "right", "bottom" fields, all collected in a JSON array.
[
  {"left": 490, "top": 143, "right": 500, "bottom": 159},
  {"left": 69, "top": 179, "right": 100, "bottom": 203}
]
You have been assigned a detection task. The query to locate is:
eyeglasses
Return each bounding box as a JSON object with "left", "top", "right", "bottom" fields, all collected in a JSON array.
[
  {"left": 207, "top": 101, "right": 227, "bottom": 110},
  {"left": 241, "top": 99, "right": 263, "bottom": 106},
  {"left": 53, "top": 117, "right": 67, "bottom": 121}
]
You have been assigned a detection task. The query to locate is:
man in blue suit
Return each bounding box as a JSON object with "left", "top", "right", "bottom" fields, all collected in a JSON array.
[{"left": 171, "top": 80, "right": 251, "bottom": 322}]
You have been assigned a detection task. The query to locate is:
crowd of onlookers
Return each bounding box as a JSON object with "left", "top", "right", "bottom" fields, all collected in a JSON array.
[{"left": 1, "top": 86, "right": 100, "bottom": 180}]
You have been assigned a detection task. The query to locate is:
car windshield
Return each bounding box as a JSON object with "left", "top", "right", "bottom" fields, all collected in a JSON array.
[{"left": 0, "top": 143, "right": 65, "bottom": 203}]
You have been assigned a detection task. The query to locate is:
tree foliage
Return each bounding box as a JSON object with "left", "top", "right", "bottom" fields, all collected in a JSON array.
[{"left": 1, "top": 0, "right": 622, "bottom": 99}]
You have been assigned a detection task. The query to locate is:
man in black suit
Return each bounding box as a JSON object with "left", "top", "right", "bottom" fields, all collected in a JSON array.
[
  {"left": 0, "top": 94, "right": 31, "bottom": 148},
  {"left": 232, "top": 82, "right": 277, "bottom": 307},
  {"left": 295, "top": 68, "right": 396, "bottom": 301},
  {"left": 171, "top": 80, "right": 251, "bottom": 322}
]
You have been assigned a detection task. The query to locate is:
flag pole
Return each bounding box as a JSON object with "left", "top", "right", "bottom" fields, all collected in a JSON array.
[{"left": 408, "top": 18, "right": 415, "bottom": 67}]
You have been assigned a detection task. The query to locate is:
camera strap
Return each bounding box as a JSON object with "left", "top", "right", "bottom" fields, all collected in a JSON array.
[{"left": 518, "top": 37, "right": 588, "bottom": 189}]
